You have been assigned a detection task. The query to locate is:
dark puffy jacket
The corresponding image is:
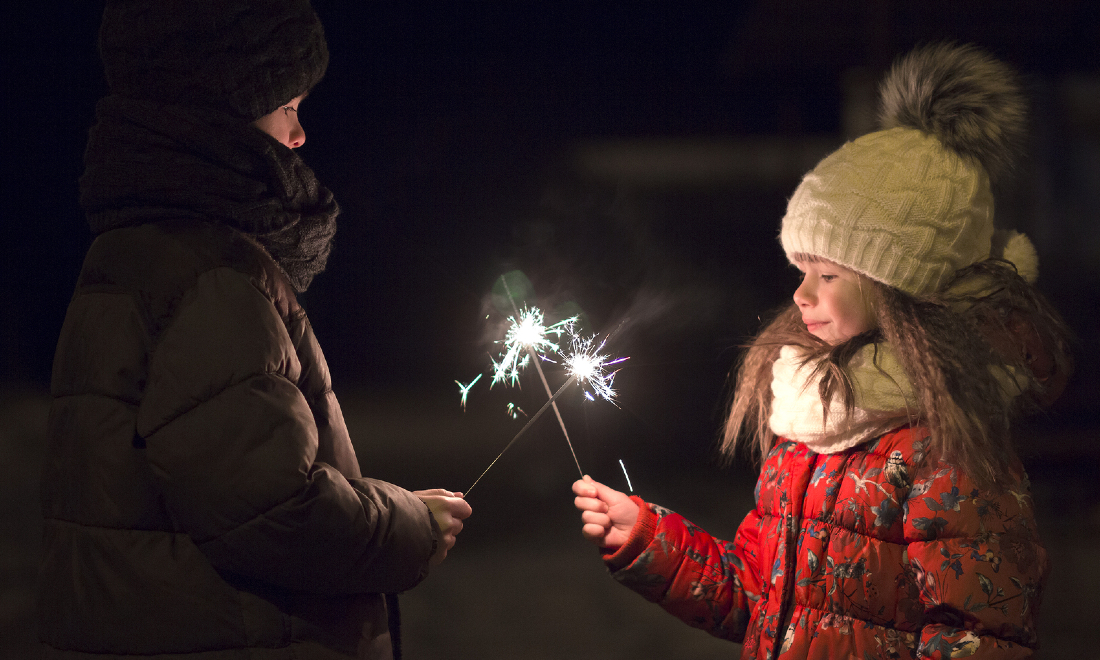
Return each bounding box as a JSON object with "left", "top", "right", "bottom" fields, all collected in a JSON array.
[
  {"left": 605, "top": 427, "right": 1047, "bottom": 659},
  {"left": 40, "top": 220, "right": 438, "bottom": 659}
]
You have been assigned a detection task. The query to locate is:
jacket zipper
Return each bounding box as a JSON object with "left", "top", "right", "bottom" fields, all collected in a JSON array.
[
  {"left": 769, "top": 509, "right": 799, "bottom": 660},
  {"left": 770, "top": 450, "right": 818, "bottom": 660}
]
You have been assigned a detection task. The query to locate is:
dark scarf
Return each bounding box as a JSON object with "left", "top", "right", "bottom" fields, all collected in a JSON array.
[{"left": 80, "top": 96, "right": 338, "bottom": 292}]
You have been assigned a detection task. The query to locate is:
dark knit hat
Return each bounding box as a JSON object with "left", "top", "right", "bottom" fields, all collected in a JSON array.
[{"left": 98, "top": 0, "right": 328, "bottom": 121}]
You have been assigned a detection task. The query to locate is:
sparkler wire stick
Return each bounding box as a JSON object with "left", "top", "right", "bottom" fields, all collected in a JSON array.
[
  {"left": 499, "top": 276, "right": 582, "bottom": 476},
  {"left": 466, "top": 374, "right": 578, "bottom": 495},
  {"left": 527, "top": 346, "right": 583, "bottom": 476}
]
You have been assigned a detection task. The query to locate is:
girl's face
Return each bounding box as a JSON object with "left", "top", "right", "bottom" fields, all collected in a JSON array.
[
  {"left": 792, "top": 258, "right": 876, "bottom": 344},
  {"left": 252, "top": 95, "right": 306, "bottom": 148}
]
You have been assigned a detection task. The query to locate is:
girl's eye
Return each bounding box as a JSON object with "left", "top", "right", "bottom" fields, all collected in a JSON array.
[
  {"left": 820, "top": 274, "right": 836, "bottom": 282},
  {"left": 283, "top": 106, "right": 297, "bottom": 115}
]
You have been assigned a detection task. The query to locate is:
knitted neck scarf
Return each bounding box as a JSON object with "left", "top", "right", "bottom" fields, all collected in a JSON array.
[
  {"left": 768, "top": 344, "right": 920, "bottom": 454},
  {"left": 79, "top": 96, "right": 338, "bottom": 292}
]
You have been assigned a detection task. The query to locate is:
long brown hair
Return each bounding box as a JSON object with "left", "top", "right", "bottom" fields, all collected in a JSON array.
[{"left": 721, "top": 259, "right": 1072, "bottom": 491}]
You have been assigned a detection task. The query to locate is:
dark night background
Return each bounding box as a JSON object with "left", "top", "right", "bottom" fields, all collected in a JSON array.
[{"left": 2, "top": 2, "right": 1099, "bottom": 658}]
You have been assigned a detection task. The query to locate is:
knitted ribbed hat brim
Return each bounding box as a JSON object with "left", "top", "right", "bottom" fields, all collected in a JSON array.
[{"left": 780, "top": 127, "right": 994, "bottom": 295}]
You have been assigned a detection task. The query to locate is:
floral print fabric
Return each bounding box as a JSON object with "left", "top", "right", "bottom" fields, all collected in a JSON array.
[{"left": 604, "top": 427, "right": 1047, "bottom": 659}]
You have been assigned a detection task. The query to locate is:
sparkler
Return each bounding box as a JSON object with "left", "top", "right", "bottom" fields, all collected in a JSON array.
[
  {"left": 465, "top": 326, "right": 627, "bottom": 495},
  {"left": 495, "top": 276, "right": 583, "bottom": 476}
]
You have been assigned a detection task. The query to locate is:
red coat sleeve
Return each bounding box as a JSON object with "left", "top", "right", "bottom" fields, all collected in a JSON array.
[{"left": 602, "top": 496, "right": 762, "bottom": 642}]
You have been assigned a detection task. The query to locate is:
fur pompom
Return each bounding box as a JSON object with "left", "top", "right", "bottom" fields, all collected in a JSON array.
[
  {"left": 991, "top": 229, "right": 1039, "bottom": 282},
  {"left": 877, "top": 43, "right": 1026, "bottom": 182}
]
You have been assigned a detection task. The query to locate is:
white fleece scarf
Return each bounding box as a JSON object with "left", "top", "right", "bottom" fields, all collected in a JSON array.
[{"left": 768, "top": 344, "right": 920, "bottom": 454}]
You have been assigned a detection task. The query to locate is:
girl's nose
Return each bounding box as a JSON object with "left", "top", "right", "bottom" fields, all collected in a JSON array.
[{"left": 793, "top": 278, "right": 814, "bottom": 307}]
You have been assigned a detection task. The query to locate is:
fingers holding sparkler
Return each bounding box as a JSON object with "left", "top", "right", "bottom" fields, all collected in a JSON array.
[
  {"left": 414, "top": 489, "right": 472, "bottom": 566},
  {"left": 572, "top": 475, "right": 638, "bottom": 550}
]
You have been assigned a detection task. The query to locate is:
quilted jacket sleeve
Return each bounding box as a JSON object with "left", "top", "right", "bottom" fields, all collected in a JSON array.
[
  {"left": 602, "top": 496, "right": 762, "bottom": 642},
  {"left": 135, "top": 266, "right": 437, "bottom": 595},
  {"left": 903, "top": 465, "right": 1048, "bottom": 658}
]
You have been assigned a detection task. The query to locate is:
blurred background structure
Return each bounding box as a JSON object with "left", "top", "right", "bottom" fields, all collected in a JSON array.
[{"left": 2, "top": 2, "right": 1098, "bottom": 658}]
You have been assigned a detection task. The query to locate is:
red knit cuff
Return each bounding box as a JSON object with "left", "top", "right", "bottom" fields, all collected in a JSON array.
[{"left": 602, "top": 496, "right": 658, "bottom": 572}]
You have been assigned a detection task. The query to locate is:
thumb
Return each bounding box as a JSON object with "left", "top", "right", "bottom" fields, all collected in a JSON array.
[
  {"left": 415, "top": 488, "right": 455, "bottom": 497},
  {"left": 589, "top": 478, "right": 628, "bottom": 505}
]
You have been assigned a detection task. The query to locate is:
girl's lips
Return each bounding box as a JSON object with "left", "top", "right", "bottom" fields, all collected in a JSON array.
[{"left": 804, "top": 320, "right": 827, "bottom": 333}]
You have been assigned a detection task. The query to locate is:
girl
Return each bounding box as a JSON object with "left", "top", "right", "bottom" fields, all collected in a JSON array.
[{"left": 573, "top": 43, "right": 1071, "bottom": 659}]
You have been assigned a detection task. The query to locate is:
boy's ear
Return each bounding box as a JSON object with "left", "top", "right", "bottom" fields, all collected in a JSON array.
[
  {"left": 986, "top": 311, "right": 1069, "bottom": 408},
  {"left": 1014, "top": 313, "right": 1070, "bottom": 408}
]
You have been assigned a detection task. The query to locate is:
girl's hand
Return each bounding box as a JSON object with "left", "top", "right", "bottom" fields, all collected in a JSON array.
[
  {"left": 572, "top": 475, "right": 638, "bottom": 550},
  {"left": 415, "top": 489, "right": 473, "bottom": 566}
]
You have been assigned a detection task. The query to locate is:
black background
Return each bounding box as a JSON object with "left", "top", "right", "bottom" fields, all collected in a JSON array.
[{"left": 3, "top": 2, "right": 1099, "bottom": 657}]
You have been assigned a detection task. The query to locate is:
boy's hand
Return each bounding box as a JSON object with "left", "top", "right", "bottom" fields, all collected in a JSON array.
[
  {"left": 415, "top": 489, "right": 472, "bottom": 566},
  {"left": 572, "top": 475, "right": 639, "bottom": 550}
]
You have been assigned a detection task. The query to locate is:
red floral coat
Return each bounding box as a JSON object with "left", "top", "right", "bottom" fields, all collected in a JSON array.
[{"left": 604, "top": 427, "right": 1047, "bottom": 659}]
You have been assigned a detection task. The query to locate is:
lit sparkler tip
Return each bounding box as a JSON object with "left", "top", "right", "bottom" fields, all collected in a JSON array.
[
  {"left": 561, "top": 330, "right": 628, "bottom": 404},
  {"left": 489, "top": 307, "right": 576, "bottom": 388}
]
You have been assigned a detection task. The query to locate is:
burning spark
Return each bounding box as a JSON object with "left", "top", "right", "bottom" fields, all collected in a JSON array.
[
  {"left": 561, "top": 330, "right": 628, "bottom": 404},
  {"left": 506, "top": 402, "right": 526, "bottom": 419},
  {"left": 619, "top": 459, "right": 634, "bottom": 493},
  {"left": 490, "top": 308, "right": 574, "bottom": 387},
  {"left": 454, "top": 374, "right": 482, "bottom": 411}
]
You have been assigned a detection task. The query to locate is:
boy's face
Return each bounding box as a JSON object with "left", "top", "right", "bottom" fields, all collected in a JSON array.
[
  {"left": 252, "top": 95, "right": 307, "bottom": 148},
  {"left": 792, "top": 258, "right": 876, "bottom": 345}
]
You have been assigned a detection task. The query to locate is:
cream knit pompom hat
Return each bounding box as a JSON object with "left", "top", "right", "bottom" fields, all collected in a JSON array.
[{"left": 781, "top": 43, "right": 1035, "bottom": 295}]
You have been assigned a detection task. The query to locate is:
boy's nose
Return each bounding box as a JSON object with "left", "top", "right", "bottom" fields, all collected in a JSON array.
[
  {"left": 288, "top": 116, "right": 305, "bottom": 149},
  {"left": 288, "top": 126, "right": 305, "bottom": 149}
]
